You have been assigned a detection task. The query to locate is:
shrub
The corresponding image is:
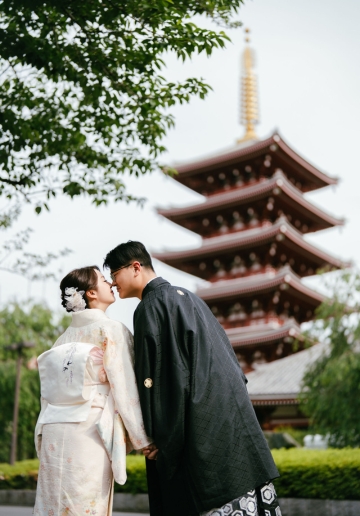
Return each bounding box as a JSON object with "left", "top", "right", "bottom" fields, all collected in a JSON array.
[
  {"left": 0, "top": 459, "right": 39, "bottom": 490},
  {"left": 114, "top": 455, "right": 148, "bottom": 494},
  {"left": 2, "top": 449, "right": 360, "bottom": 500},
  {"left": 272, "top": 448, "right": 360, "bottom": 500},
  {"left": 0, "top": 457, "right": 148, "bottom": 494}
]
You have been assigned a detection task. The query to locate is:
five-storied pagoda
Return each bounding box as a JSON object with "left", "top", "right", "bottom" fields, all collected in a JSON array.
[{"left": 153, "top": 32, "right": 347, "bottom": 427}]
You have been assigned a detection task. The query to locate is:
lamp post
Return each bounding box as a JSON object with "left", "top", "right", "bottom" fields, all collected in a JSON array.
[{"left": 5, "top": 341, "right": 35, "bottom": 465}]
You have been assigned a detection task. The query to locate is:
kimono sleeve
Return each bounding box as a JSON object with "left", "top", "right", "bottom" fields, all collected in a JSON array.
[
  {"left": 102, "top": 322, "right": 153, "bottom": 450},
  {"left": 34, "top": 396, "right": 48, "bottom": 458}
]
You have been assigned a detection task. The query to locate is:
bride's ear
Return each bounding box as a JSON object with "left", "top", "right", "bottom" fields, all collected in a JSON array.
[{"left": 86, "top": 289, "right": 97, "bottom": 302}]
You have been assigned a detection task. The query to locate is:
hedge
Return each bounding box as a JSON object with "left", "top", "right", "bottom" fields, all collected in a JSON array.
[
  {"left": 1, "top": 449, "right": 360, "bottom": 500},
  {"left": 114, "top": 455, "right": 148, "bottom": 494},
  {"left": 271, "top": 448, "right": 360, "bottom": 501},
  {"left": 0, "top": 459, "right": 38, "bottom": 490},
  {"left": 0, "top": 456, "right": 146, "bottom": 494}
]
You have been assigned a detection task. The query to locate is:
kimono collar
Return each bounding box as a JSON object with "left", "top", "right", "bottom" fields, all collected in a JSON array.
[
  {"left": 142, "top": 277, "right": 169, "bottom": 300},
  {"left": 70, "top": 308, "right": 110, "bottom": 328}
]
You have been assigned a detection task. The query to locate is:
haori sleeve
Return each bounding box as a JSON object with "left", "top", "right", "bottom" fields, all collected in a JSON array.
[{"left": 102, "top": 322, "right": 153, "bottom": 450}]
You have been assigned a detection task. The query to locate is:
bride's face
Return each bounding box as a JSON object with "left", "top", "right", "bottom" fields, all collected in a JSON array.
[{"left": 91, "top": 269, "right": 115, "bottom": 307}]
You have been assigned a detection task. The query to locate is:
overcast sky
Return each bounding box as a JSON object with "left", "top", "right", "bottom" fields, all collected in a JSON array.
[{"left": 1, "top": 0, "right": 360, "bottom": 331}]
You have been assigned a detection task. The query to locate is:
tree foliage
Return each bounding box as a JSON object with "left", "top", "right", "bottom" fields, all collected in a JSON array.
[
  {"left": 0, "top": 0, "right": 243, "bottom": 212},
  {"left": 0, "top": 364, "right": 41, "bottom": 462},
  {"left": 0, "top": 222, "right": 72, "bottom": 280},
  {"left": 0, "top": 301, "right": 70, "bottom": 462},
  {"left": 299, "top": 271, "right": 360, "bottom": 447},
  {"left": 0, "top": 301, "right": 69, "bottom": 359}
]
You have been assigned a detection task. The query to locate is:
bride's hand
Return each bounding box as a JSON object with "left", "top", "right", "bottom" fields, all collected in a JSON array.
[{"left": 142, "top": 443, "right": 159, "bottom": 460}]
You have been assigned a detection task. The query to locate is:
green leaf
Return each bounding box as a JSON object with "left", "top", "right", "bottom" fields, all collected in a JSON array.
[{"left": 0, "top": 0, "right": 243, "bottom": 214}]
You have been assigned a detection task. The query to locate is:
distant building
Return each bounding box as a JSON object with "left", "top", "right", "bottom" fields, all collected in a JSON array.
[{"left": 154, "top": 32, "right": 348, "bottom": 428}]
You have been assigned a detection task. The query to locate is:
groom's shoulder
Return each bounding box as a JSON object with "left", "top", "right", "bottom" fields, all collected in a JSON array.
[
  {"left": 143, "top": 281, "right": 197, "bottom": 308},
  {"left": 169, "top": 284, "right": 195, "bottom": 302}
]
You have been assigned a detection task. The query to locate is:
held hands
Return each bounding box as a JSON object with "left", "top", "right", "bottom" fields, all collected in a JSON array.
[{"left": 142, "top": 442, "right": 159, "bottom": 460}]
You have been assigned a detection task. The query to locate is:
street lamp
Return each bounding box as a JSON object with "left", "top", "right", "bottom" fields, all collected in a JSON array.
[{"left": 5, "top": 341, "right": 35, "bottom": 465}]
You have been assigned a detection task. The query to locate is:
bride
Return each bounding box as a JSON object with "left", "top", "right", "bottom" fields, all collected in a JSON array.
[{"left": 33, "top": 265, "right": 152, "bottom": 516}]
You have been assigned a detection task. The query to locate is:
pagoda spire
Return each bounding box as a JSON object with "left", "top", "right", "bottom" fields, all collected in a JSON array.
[{"left": 238, "top": 29, "right": 259, "bottom": 143}]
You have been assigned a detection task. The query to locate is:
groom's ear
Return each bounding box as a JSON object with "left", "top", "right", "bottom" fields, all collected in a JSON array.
[{"left": 133, "top": 261, "right": 142, "bottom": 275}]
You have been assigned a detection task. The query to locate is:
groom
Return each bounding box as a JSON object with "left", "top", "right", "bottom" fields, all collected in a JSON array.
[{"left": 104, "top": 241, "right": 280, "bottom": 516}]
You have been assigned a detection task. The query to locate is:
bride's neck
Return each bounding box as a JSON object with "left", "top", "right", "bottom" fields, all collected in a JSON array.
[{"left": 88, "top": 301, "right": 111, "bottom": 312}]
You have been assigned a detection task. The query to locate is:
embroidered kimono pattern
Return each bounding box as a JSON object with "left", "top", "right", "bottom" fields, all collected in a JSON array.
[
  {"left": 34, "top": 309, "right": 152, "bottom": 516},
  {"left": 200, "top": 482, "right": 281, "bottom": 516}
]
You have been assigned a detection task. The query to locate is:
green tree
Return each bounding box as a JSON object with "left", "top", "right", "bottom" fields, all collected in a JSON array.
[
  {"left": 0, "top": 301, "right": 70, "bottom": 462},
  {"left": 0, "top": 0, "right": 243, "bottom": 213},
  {"left": 0, "top": 219, "right": 72, "bottom": 280},
  {"left": 299, "top": 271, "right": 360, "bottom": 447},
  {"left": 0, "top": 364, "right": 41, "bottom": 462}
]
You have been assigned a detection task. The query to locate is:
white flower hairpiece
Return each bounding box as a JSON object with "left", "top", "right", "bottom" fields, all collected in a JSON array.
[{"left": 64, "top": 287, "right": 86, "bottom": 312}]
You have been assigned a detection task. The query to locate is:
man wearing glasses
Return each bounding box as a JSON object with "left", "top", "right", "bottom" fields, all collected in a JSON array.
[{"left": 104, "top": 241, "right": 280, "bottom": 516}]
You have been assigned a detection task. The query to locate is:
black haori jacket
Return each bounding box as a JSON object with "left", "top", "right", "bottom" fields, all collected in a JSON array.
[{"left": 133, "top": 278, "right": 279, "bottom": 516}]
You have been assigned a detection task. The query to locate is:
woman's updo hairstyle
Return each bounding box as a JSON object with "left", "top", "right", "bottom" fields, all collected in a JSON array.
[{"left": 60, "top": 266, "right": 100, "bottom": 312}]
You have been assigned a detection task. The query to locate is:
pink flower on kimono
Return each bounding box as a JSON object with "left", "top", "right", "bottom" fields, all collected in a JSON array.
[
  {"left": 90, "top": 347, "right": 108, "bottom": 383},
  {"left": 98, "top": 366, "right": 108, "bottom": 383}
]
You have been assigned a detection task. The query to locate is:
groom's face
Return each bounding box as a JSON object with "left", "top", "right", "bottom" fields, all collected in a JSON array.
[{"left": 111, "top": 262, "right": 139, "bottom": 299}]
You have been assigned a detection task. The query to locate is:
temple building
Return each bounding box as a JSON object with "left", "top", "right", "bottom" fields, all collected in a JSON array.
[{"left": 153, "top": 32, "right": 348, "bottom": 428}]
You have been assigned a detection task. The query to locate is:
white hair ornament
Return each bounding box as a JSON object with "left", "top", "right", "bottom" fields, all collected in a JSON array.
[{"left": 64, "top": 287, "right": 86, "bottom": 312}]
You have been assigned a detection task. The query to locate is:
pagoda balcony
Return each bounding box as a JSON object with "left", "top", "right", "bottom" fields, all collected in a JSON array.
[
  {"left": 221, "top": 315, "right": 286, "bottom": 330},
  {"left": 158, "top": 169, "right": 344, "bottom": 237},
  {"left": 209, "top": 265, "right": 278, "bottom": 284},
  {"left": 172, "top": 133, "right": 338, "bottom": 196},
  {"left": 201, "top": 219, "right": 273, "bottom": 241},
  {"left": 197, "top": 266, "right": 326, "bottom": 325},
  {"left": 152, "top": 218, "right": 349, "bottom": 281},
  {"left": 224, "top": 320, "right": 305, "bottom": 373}
]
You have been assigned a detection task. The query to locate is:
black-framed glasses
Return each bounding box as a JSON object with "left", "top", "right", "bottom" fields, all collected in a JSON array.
[{"left": 110, "top": 263, "right": 143, "bottom": 282}]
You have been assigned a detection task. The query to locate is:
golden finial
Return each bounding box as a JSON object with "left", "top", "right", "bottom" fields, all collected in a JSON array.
[{"left": 237, "top": 29, "right": 259, "bottom": 143}]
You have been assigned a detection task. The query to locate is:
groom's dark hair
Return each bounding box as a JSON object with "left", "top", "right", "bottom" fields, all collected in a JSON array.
[{"left": 103, "top": 241, "right": 155, "bottom": 272}]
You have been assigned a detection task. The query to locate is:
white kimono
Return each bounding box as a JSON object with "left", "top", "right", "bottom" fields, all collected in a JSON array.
[{"left": 33, "top": 308, "right": 152, "bottom": 516}]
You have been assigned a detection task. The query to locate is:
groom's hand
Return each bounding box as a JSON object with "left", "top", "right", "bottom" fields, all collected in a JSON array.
[{"left": 142, "top": 442, "right": 159, "bottom": 460}]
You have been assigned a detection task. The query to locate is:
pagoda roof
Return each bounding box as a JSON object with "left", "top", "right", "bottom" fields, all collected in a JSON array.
[
  {"left": 158, "top": 169, "right": 343, "bottom": 233},
  {"left": 153, "top": 218, "right": 347, "bottom": 273},
  {"left": 246, "top": 341, "right": 328, "bottom": 405},
  {"left": 196, "top": 266, "right": 325, "bottom": 305},
  {"left": 173, "top": 133, "right": 338, "bottom": 193},
  {"left": 226, "top": 319, "right": 302, "bottom": 348}
]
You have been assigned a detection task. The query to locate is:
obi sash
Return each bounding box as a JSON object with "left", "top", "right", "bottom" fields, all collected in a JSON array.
[{"left": 37, "top": 342, "right": 99, "bottom": 424}]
